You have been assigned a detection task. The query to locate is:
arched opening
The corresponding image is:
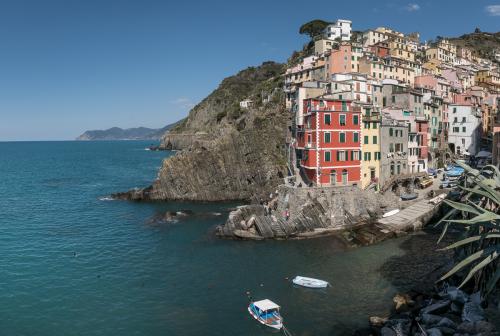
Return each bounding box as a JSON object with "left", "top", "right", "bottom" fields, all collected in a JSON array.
[
  {"left": 342, "top": 169, "right": 348, "bottom": 185},
  {"left": 330, "top": 170, "right": 336, "bottom": 186}
]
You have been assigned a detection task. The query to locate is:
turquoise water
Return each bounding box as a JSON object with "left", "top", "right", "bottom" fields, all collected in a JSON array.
[{"left": 1, "top": 141, "right": 410, "bottom": 335}]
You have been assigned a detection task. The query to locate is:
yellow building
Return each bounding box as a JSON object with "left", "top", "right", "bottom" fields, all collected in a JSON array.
[
  {"left": 361, "top": 106, "right": 381, "bottom": 189},
  {"left": 476, "top": 69, "right": 500, "bottom": 91},
  {"left": 359, "top": 56, "right": 415, "bottom": 85},
  {"left": 388, "top": 39, "right": 415, "bottom": 62}
]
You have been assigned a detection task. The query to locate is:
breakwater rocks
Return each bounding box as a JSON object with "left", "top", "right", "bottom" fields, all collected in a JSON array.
[
  {"left": 216, "top": 185, "right": 402, "bottom": 240},
  {"left": 366, "top": 288, "right": 498, "bottom": 336}
]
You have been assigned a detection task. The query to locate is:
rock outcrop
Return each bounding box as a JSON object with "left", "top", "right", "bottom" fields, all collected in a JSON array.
[
  {"left": 116, "top": 62, "right": 289, "bottom": 202},
  {"left": 217, "top": 185, "right": 401, "bottom": 239}
]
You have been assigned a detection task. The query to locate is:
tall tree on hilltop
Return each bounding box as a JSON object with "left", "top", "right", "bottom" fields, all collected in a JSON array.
[{"left": 299, "top": 20, "right": 331, "bottom": 39}]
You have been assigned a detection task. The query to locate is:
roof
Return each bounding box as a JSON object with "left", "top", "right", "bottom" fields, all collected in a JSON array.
[{"left": 253, "top": 299, "right": 280, "bottom": 311}]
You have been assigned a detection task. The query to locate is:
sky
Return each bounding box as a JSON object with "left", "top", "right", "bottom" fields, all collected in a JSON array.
[{"left": 0, "top": 0, "right": 499, "bottom": 141}]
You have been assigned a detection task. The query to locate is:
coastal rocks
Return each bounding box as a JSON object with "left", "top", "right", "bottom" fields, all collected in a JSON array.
[
  {"left": 216, "top": 185, "right": 400, "bottom": 240},
  {"left": 368, "top": 288, "right": 498, "bottom": 336}
]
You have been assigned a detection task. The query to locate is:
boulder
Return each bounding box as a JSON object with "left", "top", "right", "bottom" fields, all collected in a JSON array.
[
  {"left": 421, "top": 313, "right": 443, "bottom": 326},
  {"left": 462, "top": 302, "right": 485, "bottom": 323},
  {"left": 369, "top": 316, "right": 388, "bottom": 327},
  {"left": 437, "top": 317, "right": 457, "bottom": 330},
  {"left": 440, "top": 287, "right": 468, "bottom": 304},
  {"left": 474, "top": 321, "right": 496, "bottom": 334},
  {"left": 421, "top": 300, "right": 451, "bottom": 315},
  {"left": 393, "top": 293, "right": 414, "bottom": 311},
  {"left": 426, "top": 328, "right": 443, "bottom": 336},
  {"left": 380, "top": 327, "right": 396, "bottom": 336}
]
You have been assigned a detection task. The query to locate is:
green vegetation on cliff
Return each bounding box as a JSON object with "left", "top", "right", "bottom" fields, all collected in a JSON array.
[
  {"left": 170, "top": 61, "right": 285, "bottom": 135},
  {"left": 447, "top": 30, "right": 500, "bottom": 63}
]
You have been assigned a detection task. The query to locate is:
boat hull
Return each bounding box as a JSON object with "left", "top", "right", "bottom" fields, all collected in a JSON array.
[
  {"left": 292, "top": 276, "right": 329, "bottom": 288},
  {"left": 248, "top": 306, "right": 283, "bottom": 330}
]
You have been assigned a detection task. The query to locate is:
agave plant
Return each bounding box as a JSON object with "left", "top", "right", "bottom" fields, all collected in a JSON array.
[{"left": 436, "top": 161, "right": 500, "bottom": 299}]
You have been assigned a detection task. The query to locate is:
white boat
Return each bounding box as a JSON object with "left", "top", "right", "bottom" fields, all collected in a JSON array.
[
  {"left": 248, "top": 299, "right": 283, "bottom": 330},
  {"left": 292, "top": 276, "right": 329, "bottom": 288},
  {"left": 382, "top": 209, "right": 400, "bottom": 218}
]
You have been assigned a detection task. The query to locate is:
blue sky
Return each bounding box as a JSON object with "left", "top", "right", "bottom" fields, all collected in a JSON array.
[{"left": 0, "top": 0, "right": 499, "bottom": 141}]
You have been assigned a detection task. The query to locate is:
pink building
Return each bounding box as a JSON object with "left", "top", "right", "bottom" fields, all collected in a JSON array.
[{"left": 325, "top": 43, "right": 352, "bottom": 77}]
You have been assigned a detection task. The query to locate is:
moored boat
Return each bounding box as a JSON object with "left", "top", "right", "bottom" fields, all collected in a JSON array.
[
  {"left": 248, "top": 299, "right": 283, "bottom": 330},
  {"left": 292, "top": 276, "right": 329, "bottom": 288}
]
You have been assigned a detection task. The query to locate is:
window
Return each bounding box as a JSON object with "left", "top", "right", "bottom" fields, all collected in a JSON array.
[
  {"left": 353, "top": 115, "right": 359, "bottom": 125},
  {"left": 389, "top": 143, "right": 394, "bottom": 152},
  {"left": 365, "top": 108, "right": 371, "bottom": 116},
  {"left": 352, "top": 151, "right": 361, "bottom": 160},
  {"left": 340, "top": 115, "right": 346, "bottom": 126},
  {"left": 392, "top": 95, "right": 395, "bottom": 103},
  {"left": 389, "top": 128, "right": 393, "bottom": 136},
  {"left": 375, "top": 152, "right": 381, "bottom": 160},
  {"left": 342, "top": 101, "right": 348, "bottom": 111},
  {"left": 390, "top": 163, "right": 395, "bottom": 175},
  {"left": 325, "top": 151, "right": 331, "bottom": 162},
  {"left": 462, "top": 127, "right": 466, "bottom": 133},
  {"left": 324, "top": 132, "right": 331, "bottom": 143},
  {"left": 337, "top": 150, "right": 347, "bottom": 161},
  {"left": 453, "top": 107, "right": 457, "bottom": 113},
  {"left": 324, "top": 114, "right": 331, "bottom": 125},
  {"left": 363, "top": 152, "right": 371, "bottom": 161},
  {"left": 373, "top": 122, "right": 378, "bottom": 129},
  {"left": 353, "top": 132, "right": 359, "bottom": 143},
  {"left": 453, "top": 117, "right": 457, "bottom": 123},
  {"left": 453, "top": 127, "right": 459, "bottom": 132},
  {"left": 364, "top": 135, "right": 369, "bottom": 144},
  {"left": 373, "top": 136, "right": 378, "bottom": 144},
  {"left": 339, "top": 132, "right": 346, "bottom": 143},
  {"left": 462, "top": 117, "right": 466, "bottom": 123}
]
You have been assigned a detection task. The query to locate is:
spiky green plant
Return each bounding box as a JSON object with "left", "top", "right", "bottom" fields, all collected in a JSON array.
[{"left": 436, "top": 161, "right": 500, "bottom": 299}]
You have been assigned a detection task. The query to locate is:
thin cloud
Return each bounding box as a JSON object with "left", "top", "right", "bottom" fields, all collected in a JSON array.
[
  {"left": 485, "top": 5, "right": 500, "bottom": 16},
  {"left": 172, "top": 97, "right": 195, "bottom": 109},
  {"left": 405, "top": 3, "right": 420, "bottom": 11}
]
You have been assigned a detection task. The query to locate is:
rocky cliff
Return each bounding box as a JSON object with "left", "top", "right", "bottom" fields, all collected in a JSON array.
[
  {"left": 115, "top": 61, "right": 289, "bottom": 202},
  {"left": 216, "top": 185, "right": 402, "bottom": 240}
]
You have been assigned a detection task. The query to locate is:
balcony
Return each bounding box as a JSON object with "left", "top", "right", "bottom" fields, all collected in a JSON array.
[{"left": 362, "top": 115, "right": 381, "bottom": 122}]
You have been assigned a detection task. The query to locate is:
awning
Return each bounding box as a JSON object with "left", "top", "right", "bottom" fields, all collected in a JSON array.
[{"left": 253, "top": 299, "right": 280, "bottom": 311}]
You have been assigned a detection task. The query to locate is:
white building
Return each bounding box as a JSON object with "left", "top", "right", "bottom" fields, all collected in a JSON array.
[
  {"left": 324, "top": 19, "right": 352, "bottom": 41},
  {"left": 448, "top": 104, "right": 482, "bottom": 156},
  {"left": 239, "top": 99, "right": 253, "bottom": 109},
  {"left": 327, "top": 73, "right": 372, "bottom": 103}
]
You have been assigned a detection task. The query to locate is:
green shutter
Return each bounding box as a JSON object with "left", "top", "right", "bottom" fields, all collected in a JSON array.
[
  {"left": 364, "top": 136, "right": 368, "bottom": 144},
  {"left": 373, "top": 136, "right": 377, "bottom": 144},
  {"left": 353, "top": 115, "right": 359, "bottom": 125}
]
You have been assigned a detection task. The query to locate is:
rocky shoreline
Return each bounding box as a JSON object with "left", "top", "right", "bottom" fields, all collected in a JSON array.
[{"left": 357, "top": 229, "right": 500, "bottom": 336}]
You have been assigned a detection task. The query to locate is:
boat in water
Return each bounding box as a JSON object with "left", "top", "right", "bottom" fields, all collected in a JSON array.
[
  {"left": 248, "top": 299, "right": 283, "bottom": 330},
  {"left": 401, "top": 193, "right": 418, "bottom": 201},
  {"left": 292, "top": 276, "right": 329, "bottom": 288}
]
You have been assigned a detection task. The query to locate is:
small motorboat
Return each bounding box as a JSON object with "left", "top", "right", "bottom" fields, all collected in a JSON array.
[
  {"left": 383, "top": 209, "right": 400, "bottom": 218},
  {"left": 292, "top": 276, "right": 329, "bottom": 288},
  {"left": 248, "top": 299, "right": 283, "bottom": 330},
  {"left": 401, "top": 193, "right": 418, "bottom": 201}
]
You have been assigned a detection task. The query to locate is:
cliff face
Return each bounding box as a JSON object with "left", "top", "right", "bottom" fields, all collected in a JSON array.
[{"left": 117, "top": 61, "right": 289, "bottom": 202}]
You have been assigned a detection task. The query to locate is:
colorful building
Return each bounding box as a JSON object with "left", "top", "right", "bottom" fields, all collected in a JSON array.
[{"left": 296, "top": 98, "right": 362, "bottom": 186}]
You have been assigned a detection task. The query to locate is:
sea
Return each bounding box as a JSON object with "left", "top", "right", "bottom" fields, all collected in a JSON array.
[{"left": 0, "top": 140, "right": 420, "bottom": 336}]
